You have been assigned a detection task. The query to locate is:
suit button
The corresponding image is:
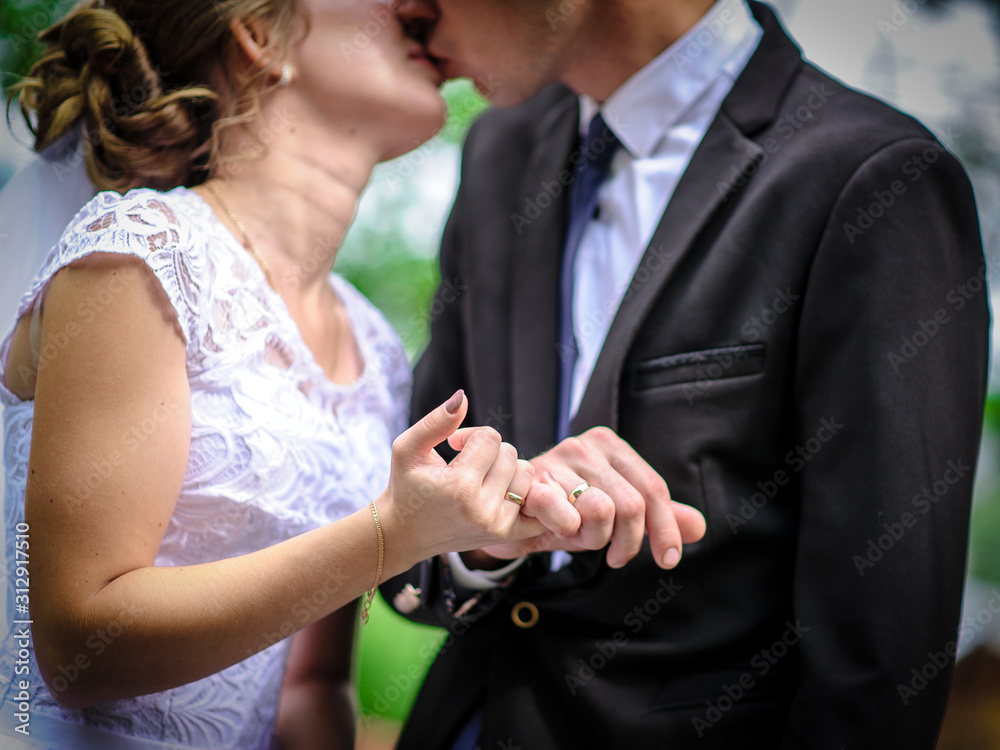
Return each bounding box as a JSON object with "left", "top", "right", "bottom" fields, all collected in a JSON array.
[{"left": 511, "top": 601, "right": 539, "bottom": 629}]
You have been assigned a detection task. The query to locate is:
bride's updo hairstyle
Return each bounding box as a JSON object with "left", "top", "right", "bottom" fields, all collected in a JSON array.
[{"left": 10, "top": 0, "right": 298, "bottom": 192}]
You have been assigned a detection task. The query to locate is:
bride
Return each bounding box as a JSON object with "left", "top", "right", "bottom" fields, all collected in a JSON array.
[{"left": 0, "top": 0, "right": 559, "bottom": 747}]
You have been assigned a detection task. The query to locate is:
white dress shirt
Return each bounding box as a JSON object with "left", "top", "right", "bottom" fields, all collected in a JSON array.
[
  {"left": 570, "top": 0, "right": 762, "bottom": 415},
  {"left": 450, "top": 0, "right": 763, "bottom": 589}
]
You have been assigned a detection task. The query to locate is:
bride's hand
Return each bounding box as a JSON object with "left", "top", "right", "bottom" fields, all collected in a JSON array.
[{"left": 378, "top": 390, "right": 545, "bottom": 564}]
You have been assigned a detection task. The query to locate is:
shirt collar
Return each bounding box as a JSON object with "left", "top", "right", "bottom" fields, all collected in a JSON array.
[{"left": 581, "top": 0, "right": 762, "bottom": 158}]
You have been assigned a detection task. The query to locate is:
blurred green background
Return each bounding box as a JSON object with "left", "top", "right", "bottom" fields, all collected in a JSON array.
[{"left": 2, "top": 0, "right": 1000, "bottom": 747}]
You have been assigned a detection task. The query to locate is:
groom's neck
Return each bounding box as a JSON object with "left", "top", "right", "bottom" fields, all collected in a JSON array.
[{"left": 561, "top": 0, "right": 719, "bottom": 103}]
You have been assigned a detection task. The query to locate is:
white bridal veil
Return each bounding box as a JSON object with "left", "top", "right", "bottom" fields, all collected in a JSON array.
[
  {"left": 0, "top": 130, "right": 97, "bottom": 331},
  {"left": 0, "top": 131, "right": 95, "bottom": 541}
]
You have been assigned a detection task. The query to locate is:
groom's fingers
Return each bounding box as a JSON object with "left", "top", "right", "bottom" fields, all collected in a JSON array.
[
  {"left": 569, "top": 480, "right": 623, "bottom": 559},
  {"left": 589, "top": 469, "right": 648, "bottom": 569},
  {"left": 521, "top": 472, "right": 580, "bottom": 538},
  {"left": 671, "top": 501, "right": 708, "bottom": 545},
  {"left": 606, "top": 444, "right": 704, "bottom": 568}
]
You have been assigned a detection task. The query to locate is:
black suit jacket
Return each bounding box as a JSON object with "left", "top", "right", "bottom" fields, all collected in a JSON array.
[{"left": 384, "top": 4, "right": 989, "bottom": 748}]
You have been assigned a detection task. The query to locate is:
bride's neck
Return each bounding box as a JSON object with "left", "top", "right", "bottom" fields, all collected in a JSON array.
[{"left": 208, "top": 119, "right": 381, "bottom": 304}]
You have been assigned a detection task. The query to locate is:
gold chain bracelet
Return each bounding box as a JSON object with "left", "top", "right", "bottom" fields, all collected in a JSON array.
[{"left": 361, "top": 501, "right": 384, "bottom": 625}]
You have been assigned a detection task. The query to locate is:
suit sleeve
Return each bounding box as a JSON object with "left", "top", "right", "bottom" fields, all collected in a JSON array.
[{"left": 781, "top": 137, "right": 989, "bottom": 748}]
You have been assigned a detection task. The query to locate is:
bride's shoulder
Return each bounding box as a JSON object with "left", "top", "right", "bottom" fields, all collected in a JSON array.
[
  {"left": 52, "top": 186, "right": 214, "bottom": 279},
  {"left": 36, "top": 186, "right": 212, "bottom": 344},
  {"left": 65, "top": 186, "right": 206, "bottom": 240}
]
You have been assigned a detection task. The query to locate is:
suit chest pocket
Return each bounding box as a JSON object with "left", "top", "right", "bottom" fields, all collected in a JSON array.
[{"left": 632, "top": 344, "right": 766, "bottom": 392}]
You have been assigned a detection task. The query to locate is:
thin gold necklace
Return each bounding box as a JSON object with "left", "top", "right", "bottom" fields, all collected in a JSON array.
[
  {"left": 205, "top": 181, "right": 348, "bottom": 380},
  {"left": 206, "top": 181, "right": 275, "bottom": 288}
]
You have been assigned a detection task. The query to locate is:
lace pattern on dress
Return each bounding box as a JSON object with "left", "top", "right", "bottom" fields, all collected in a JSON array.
[{"left": 0, "top": 187, "right": 412, "bottom": 749}]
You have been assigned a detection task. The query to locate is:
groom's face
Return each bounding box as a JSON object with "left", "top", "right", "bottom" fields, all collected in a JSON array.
[{"left": 397, "top": 0, "right": 584, "bottom": 107}]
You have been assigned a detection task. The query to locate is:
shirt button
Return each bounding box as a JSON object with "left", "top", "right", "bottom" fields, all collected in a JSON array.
[{"left": 511, "top": 601, "right": 539, "bottom": 629}]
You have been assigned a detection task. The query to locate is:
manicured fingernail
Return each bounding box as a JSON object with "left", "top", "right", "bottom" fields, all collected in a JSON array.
[
  {"left": 444, "top": 390, "right": 464, "bottom": 415},
  {"left": 663, "top": 548, "right": 681, "bottom": 568}
]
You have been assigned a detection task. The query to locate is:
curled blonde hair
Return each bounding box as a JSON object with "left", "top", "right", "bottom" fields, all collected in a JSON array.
[{"left": 9, "top": 0, "right": 298, "bottom": 192}]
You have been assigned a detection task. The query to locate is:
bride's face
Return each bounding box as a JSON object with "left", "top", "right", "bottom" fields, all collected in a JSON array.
[{"left": 287, "top": 0, "right": 447, "bottom": 159}]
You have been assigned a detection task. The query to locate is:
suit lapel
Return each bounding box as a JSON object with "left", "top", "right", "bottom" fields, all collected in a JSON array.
[{"left": 509, "top": 94, "right": 580, "bottom": 457}]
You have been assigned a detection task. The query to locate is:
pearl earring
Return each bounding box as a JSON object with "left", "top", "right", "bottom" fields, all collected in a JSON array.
[{"left": 278, "top": 64, "right": 293, "bottom": 88}]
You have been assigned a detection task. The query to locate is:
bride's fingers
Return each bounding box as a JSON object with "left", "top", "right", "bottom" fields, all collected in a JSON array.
[
  {"left": 447, "top": 427, "right": 479, "bottom": 453},
  {"left": 396, "top": 390, "right": 468, "bottom": 465},
  {"left": 447, "top": 426, "right": 503, "bottom": 477},
  {"left": 481, "top": 441, "right": 520, "bottom": 500},
  {"left": 482, "top": 443, "right": 540, "bottom": 531},
  {"left": 502, "top": 459, "right": 535, "bottom": 510}
]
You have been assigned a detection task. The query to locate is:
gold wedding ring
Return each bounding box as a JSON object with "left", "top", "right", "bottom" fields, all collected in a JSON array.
[
  {"left": 570, "top": 482, "right": 593, "bottom": 505},
  {"left": 505, "top": 491, "right": 524, "bottom": 506}
]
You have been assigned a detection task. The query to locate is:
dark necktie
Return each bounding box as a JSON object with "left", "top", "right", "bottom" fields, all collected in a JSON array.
[{"left": 556, "top": 113, "right": 621, "bottom": 440}]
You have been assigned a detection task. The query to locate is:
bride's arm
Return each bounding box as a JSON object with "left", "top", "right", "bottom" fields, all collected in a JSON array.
[{"left": 26, "top": 254, "right": 542, "bottom": 710}]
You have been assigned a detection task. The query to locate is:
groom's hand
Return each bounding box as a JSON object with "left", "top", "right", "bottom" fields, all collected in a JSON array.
[
  {"left": 518, "top": 427, "right": 705, "bottom": 569},
  {"left": 450, "top": 427, "right": 706, "bottom": 569}
]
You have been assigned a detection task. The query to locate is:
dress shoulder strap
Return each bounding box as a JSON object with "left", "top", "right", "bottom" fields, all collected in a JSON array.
[{"left": 29, "top": 286, "right": 47, "bottom": 370}]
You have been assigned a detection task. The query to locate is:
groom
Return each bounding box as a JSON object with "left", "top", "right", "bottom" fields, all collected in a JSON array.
[{"left": 387, "top": 0, "right": 990, "bottom": 747}]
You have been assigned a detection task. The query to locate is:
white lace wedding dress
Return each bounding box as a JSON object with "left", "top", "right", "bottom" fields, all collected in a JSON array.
[{"left": 0, "top": 187, "right": 411, "bottom": 749}]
